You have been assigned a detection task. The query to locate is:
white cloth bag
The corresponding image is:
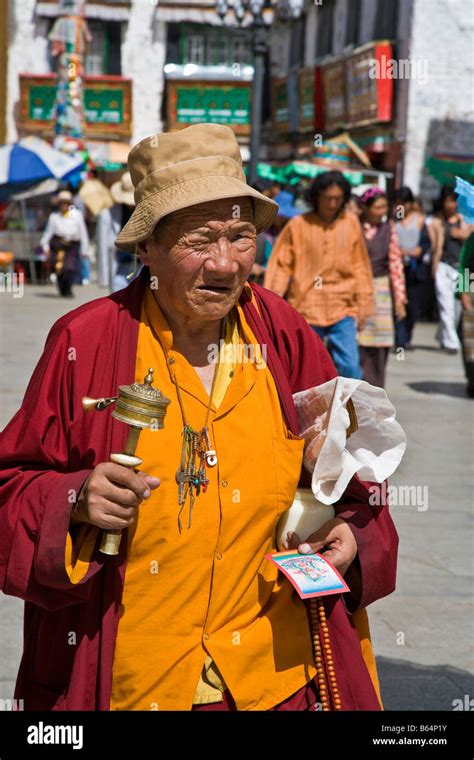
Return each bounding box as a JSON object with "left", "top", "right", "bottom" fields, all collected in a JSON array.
[{"left": 275, "top": 378, "right": 406, "bottom": 549}]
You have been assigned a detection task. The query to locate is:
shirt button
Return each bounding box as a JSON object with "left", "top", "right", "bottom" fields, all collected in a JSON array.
[
  {"left": 221, "top": 480, "right": 228, "bottom": 487},
  {"left": 203, "top": 633, "right": 211, "bottom": 641},
  {"left": 216, "top": 552, "right": 222, "bottom": 560},
  {"left": 168, "top": 357, "right": 175, "bottom": 365}
]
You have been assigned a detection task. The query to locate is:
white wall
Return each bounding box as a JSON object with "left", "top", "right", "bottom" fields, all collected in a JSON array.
[
  {"left": 7, "top": 0, "right": 50, "bottom": 142},
  {"left": 403, "top": 0, "right": 474, "bottom": 198},
  {"left": 121, "top": 0, "right": 167, "bottom": 145}
]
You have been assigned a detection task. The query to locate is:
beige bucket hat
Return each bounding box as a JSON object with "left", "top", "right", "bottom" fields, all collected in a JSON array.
[
  {"left": 79, "top": 178, "right": 114, "bottom": 216},
  {"left": 56, "top": 190, "right": 73, "bottom": 203},
  {"left": 115, "top": 123, "right": 279, "bottom": 254}
]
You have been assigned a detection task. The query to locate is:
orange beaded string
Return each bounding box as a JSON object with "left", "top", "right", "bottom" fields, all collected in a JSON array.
[{"left": 309, "top": 597, "right": 343, "bottom": 711}]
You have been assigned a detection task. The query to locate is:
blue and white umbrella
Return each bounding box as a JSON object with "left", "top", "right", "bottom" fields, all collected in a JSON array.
[{"left": 0, "top": 136, "right": 85, "bottom": 187}]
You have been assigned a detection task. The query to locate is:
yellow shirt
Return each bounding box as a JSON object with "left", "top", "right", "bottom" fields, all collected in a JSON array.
[{"left": 109, "top": 285, "right": 317, "bottom": 711}]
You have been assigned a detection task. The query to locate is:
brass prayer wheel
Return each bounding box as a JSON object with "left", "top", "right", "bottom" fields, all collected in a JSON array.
[
  {"left": 82, "top": 368, "right": 170, "bottom": 556},
  {"left": 112, "top": 368, "right": 170, "bottom": 429}
]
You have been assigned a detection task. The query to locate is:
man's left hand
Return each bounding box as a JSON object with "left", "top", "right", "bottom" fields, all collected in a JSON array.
[{"left": 282, "top": 517, "right": 358, "bottom": 576}]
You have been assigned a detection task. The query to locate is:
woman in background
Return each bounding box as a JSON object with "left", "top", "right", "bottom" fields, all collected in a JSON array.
[
  {"left": 358, "top": 188, "right": 407, "bottom": 388},
  {"left": 394, "top": 187, "right": 431, "bottom": 350},
  {"left": 431, "top": 186, "right": 471, "bottom": 354}
]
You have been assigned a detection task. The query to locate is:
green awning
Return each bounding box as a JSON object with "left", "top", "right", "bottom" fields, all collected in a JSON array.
[
  {"left": 254, "top": 162, "right": 364, "bottom": 186},
  {"left": 426, "top": 154, "right": 474, "bottom": 185}
]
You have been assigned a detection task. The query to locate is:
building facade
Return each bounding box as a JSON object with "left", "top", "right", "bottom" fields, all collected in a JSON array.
[
  {"left": 4, "top": 0, "right": 473, "bottom": 199},
  {"left": 303, "top": 0, "right": 474, "bottom": 202}
]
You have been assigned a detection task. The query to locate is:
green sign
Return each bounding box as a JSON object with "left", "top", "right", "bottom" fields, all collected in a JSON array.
[
  {"left": 84, "top": 89, "right": 124, "bottom": 125},
  {"left": 28, "top": 84, "right": 124, "bottom": 125},
  {"left": 176, "top": 86, "right": 250, "bottom": 126},
  {"left": 29, "top": 85, "right": 56, "bottom": 121}
]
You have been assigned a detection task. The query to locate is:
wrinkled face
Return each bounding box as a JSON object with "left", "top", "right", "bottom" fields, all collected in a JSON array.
[{"left": 138, "top": 197, "right": 257, "bottom": 323}]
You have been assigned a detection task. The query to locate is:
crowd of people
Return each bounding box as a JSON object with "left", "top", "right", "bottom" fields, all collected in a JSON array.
[
  {"left": 35, "top": 167, "right": 474, "bottom": 396},
  {"left": 253, "top": 172, "right": 473, "bottom": 396}
]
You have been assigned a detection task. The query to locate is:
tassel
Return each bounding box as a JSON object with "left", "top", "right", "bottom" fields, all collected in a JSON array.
[{"left": 126, "top": 244, "right": 139, "bottom": 281}]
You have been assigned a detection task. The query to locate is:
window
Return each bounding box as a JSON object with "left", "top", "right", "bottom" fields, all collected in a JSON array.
[
  {"left": 84, "top": 20, "right": 122, "bottom": 76},
  {"left": 316, "top": 0, "right": 336, "bottom": 58},
  {"left": 85, "top": 20, "right": 106, "bottom": 75},
  {"left": 167, "top": 24, "right": 252, "bottom": 67},
  {"left": 345, "top": 0, "right": 361, "bottom": 46},
  {"left": 207, "top": 35, "right": 221, "bottom": 66},
  {"left": 374, "top": 0, "right": 398, "bottom": 40},
  {"left": 185, "top": 34, "right": 206, "bottom": 65},
  {"left": 230, "top": 36, "right": 252, "bottom": 66}
]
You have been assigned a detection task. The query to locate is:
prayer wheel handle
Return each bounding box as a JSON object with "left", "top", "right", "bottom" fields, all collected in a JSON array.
[{"left": 81, "top": 369, "right": 171, "bottom": 556}]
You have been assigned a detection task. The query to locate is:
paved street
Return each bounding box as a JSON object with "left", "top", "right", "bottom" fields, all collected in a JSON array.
[{"left": 0, "top": 280, "right": 473, "bottom": 710}]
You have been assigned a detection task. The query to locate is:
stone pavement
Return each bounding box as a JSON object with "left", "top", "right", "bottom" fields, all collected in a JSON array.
[{"left": 0, "top": 281, "right": 473, "bottom": 710}]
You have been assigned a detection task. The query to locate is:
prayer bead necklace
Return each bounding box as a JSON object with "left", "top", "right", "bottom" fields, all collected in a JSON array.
[
  {"left": 309, "top": 597, "right": 342, "bottom": 711},
  {"left": 166, "top": 317, "right": 226, "bottom": 532}
]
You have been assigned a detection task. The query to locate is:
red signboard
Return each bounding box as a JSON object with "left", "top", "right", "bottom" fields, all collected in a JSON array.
[
  {"left": 345, "top": 42, "right": 393, "bottom": 126},
  {"left": 318, "top": 41, "right": 394, "bottom": 132}
]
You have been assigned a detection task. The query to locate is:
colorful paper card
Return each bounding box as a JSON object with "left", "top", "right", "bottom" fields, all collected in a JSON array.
[{"left": 265, "top": 550, "right": 350, "bottom": 599}]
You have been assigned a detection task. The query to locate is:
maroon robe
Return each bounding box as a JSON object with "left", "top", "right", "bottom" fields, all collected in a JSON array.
[{"left": 0, "top": 265, "right": 398, "bottom": 710}]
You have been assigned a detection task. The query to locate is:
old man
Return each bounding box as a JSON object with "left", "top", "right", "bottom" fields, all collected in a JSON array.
[{"left": 0, "top": 124, "right": 398, "bottom": 711}]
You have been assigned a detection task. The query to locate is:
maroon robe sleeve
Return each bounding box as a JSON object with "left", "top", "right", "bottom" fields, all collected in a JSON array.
[
  {"left": 248, "top": 284, "right": 399, "bottom": 614},
  {"left": 0, "top": 320, "right": 103, "bottom": 612},
  {"left": 332, "top": 476, "right": 398, "bottom": 613}
]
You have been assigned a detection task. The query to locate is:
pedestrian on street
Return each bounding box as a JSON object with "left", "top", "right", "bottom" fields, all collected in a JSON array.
[
  {"left": 457, "top": 232, "right": 474, "bottom": 396},
  {"left": 358, "top": 188, "right": 407, "bottom": 388},
  {"left": 264, "top": 171, "right": 374, "bottom": 379},
  {"left": 394, "top": 186, "right": 432, "bottom": 351},
  {"left": 40, "top": 190, "right": 89, "bottom": 298},
  {"left": 0, "top": 124, "right": 397, "bottom": 712},
  {"left": 430, "top": 186, "right": 472, "bottom": 354},
  {"left": 110, "top": 172, "right": 140, "bottom": 291}
]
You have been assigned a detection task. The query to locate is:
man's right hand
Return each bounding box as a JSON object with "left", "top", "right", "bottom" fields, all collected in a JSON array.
[{"left": 70, "top": 462, "right": 160, "bottom": 530}]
